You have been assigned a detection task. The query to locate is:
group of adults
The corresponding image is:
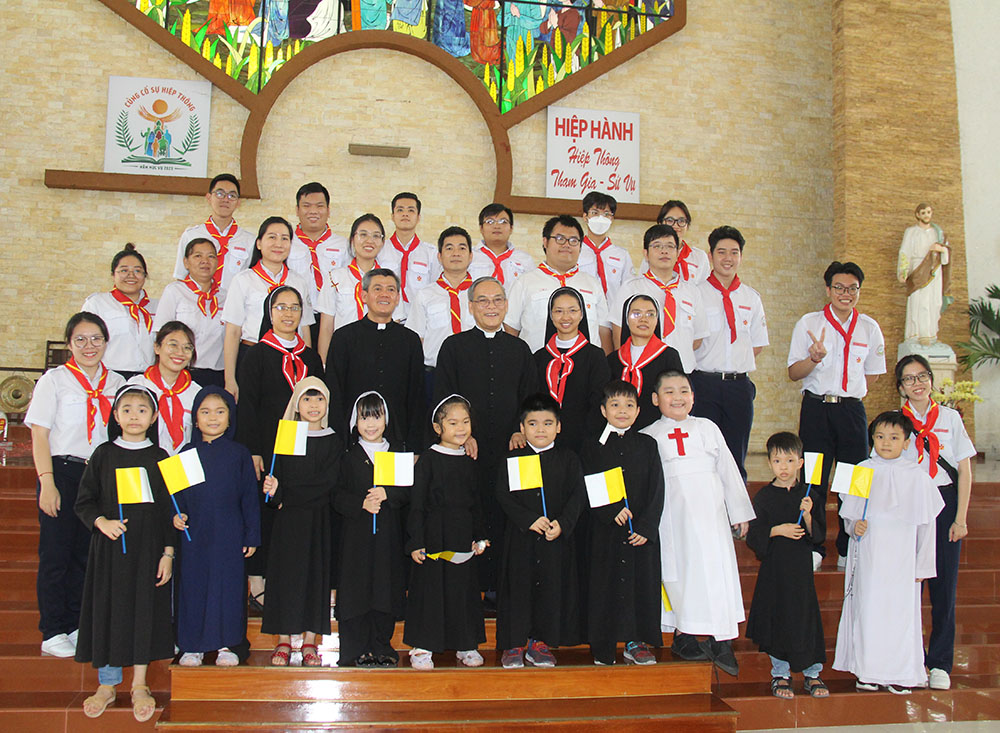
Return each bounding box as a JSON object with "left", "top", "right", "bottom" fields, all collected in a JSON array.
[{"left": 26, "top": 173, "right": 973, "bottom": 688}]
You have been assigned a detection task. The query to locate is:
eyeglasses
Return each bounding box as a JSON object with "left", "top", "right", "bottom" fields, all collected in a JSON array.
[
  {"left": 483, "top": 218, "right": 510, "bottom": 226},
  {"left": 900, "top": 371, "right": 932, "bottom": 386},
  {"left": 212, "top": 189, "right": 240, "bottom": 201},
  {"left": 272, "top": 304, "right": 302, "bottom": 313},
  {"left": 161, "top": 340, "right": 195, "bottom": 354},
  {"left": 71, "top": 335, "right": 106, "bottom": 347},
  {"left": 648, "top": 242, "right": 679, "bottom": 252},
  {"left": 628, "top": 310, "right": 658, "bottom": 320},
  {"left": 355, "top": 231, "right": 384, "bottom": 242},
  {"left": 547, "top": 234, "right": 581, "bottom": 247},
  {"left": 472, "top": 296, "right": 506, "bottom": 307},
  {"left": 830, "top": 284, "right": 860, "bottom": 295},
  {"left": 114, "top": 267, "right": 146, "bottom": 277},
  {"left": 662, "top": 217, "right": 689, "bottom": 227}
]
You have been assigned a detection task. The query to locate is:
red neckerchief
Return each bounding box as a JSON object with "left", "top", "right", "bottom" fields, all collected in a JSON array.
[
  {"left": 823, "top": 304, "right": 859, "bottom": 392},
  {"left": 674, "top": 240, "right": 693, "bottom": 280},
  {"left": 583, "top": 235, "right": 612, "bottom": 294},
  {"left": 259, "top": 329, "right": 308, "bottom": 390},
  {"left": 480, "top": 244, "right": 514, "bottom": 283},
  {"left": 110, "top": 288, "right": 152, "bottom": 332},
  {"left": 389, "top": 233, "right": 420, "bottom": 302},
  {"left": 180, "top": 276, "right": 219, "bottom": 318},
  {"left": 544, "top": 333, "right": 588, "bottom": 405},
  {"left": 643, "top": 271, "right": 680, "bottom": 336},
  {"left": 903, "top": 399, "right": 941, "bottom": 478},
  {"left": 347, "top": 258, "right": 380, "bottom": 321},
  {"left": 143, "top": 365, "right": 192, "bottom": 450},
  {"left": 617, "top": 336, "right": 669, "bottom": 394},
  {"left": 64, "top": 358, "right": 112, "bottom": 443},
  {"left": 204, "top": 217, "right": 237, "bottom": 288},
  {"left": 295, "top": 224, "right": 332, "bottom": 292},
  {"left": 707, "top": 273, "right": 741, "bottom": 344},
  {"left": 436, "top": 274, "right": 473, "bottom": 334},
  {"left": 538, "top": 262, "right": 579, "bottom": 288},
  {"left": 251, "top": 262, "right": 289, "bottom": 292}
]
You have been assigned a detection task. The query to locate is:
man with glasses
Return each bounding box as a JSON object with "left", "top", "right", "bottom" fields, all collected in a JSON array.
[
  {"left": 656, "top": 200, "right": 710, "bottom": 285},
  {"left": 171, "top": 173, "right": 253, "bottom": 297},
  {"left": 611, "top": 224, "right": 708, "bottom": 373},
  {"left": 788, "top": 261, "right": 885, "bottom": 570},
  {"left": 504, "top": 215, "right": 613, "bottom": 353},
  {"left": 468, "top": 203, "right": 535, "bottom": 285},
  {"left": 434, "top": 277, "right": 539, "bottom": 602}
]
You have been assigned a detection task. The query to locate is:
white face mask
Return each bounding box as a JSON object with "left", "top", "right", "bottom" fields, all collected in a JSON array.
[{"left": 587, "top": 215, "right": 612, "bottom": 236}]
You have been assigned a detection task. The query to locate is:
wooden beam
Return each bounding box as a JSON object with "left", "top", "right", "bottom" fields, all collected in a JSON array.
[
  {"left": 44, "top": 170, "right": 261, "bottom": 199},
  {"left": 508, "top": 195, "right": 661, "bottom": 222}
]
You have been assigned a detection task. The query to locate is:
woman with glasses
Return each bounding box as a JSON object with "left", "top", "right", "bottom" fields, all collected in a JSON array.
[
  {"left": 654, "top": 200, "right": 711, "bottom": 285},
  {"left": 82, "top": 244, "right": 156, "bottom": 380},
  {"left": 896, "top": 354, "right": 975, "bottom": 691},
  {"left": 24, "top": 312, "right": 126, "bottom": 658}
]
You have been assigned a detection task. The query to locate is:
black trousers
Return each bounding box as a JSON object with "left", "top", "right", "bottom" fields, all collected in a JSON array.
[
  {"left": 338, "top": 610, "right": 397, "bottom": 664},
  {"left": 189, "top": 368, "right": 225, "bottom": 388},
  {"left": 925, "top": 484, "right": 961, "bottom": 673},
  {"left": 689, "top": 371, "right": 755, "bottom": 482},
  {"left": 797, "top": 395, "right": 868, "bottom": 558},
  {"left": 37, "top": 458, "right": 89, "bottom": 640}
]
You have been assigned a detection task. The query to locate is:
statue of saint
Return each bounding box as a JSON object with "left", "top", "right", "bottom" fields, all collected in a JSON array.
[{"left": 897, "top": 203, "right": 951, "bottom": 346}]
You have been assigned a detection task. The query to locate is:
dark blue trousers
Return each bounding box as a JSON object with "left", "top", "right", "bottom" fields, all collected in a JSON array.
[
  {"left": 925, "top": 484, "right": 961, "bottom": 673},
  {"left": 689, "top": 371, "right": 755, "bottom": 482}
]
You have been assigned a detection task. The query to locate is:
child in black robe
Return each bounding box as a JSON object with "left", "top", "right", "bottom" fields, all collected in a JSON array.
[
  {"left": 404, "top": 395, "right": 488, "bottom": 669},
  {"left": 261, "top": 377, "right": 341, "bottom": 667},
  {"left": 334, "top": 391, "right": 408, "bottom": 667},
  {"left": 746, "top": 432, "right": 828, "bottom": 699},
  {"left": 74, "top": 385, "right": 175, "bottom": 723},
  {"left": 581, "top": 380, "right": 665, "bottom": 666},
  {"left": 496, "top": 393, "right": 585, "bottom": 668}
]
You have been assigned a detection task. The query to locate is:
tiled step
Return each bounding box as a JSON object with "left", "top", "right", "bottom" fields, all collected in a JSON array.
[
  {"left": 0, "top": 690, "right": 164, "bottom": 732},
  {"left": 0, "top": 645, "right": 170, "bottom": 692}
]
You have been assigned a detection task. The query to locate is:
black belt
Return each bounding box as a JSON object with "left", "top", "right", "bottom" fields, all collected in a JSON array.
[
  {"left": 804, "top": 390, "right": 860, "bottom": 404},
  {"left": 696, "top": 370, "right": 748, "bottom": 381},
  {"left": 53, "top": 455, "right": 87, "bottom": 465}
]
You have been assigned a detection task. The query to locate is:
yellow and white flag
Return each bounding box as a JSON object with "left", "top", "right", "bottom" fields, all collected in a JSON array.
[
  {"left": 830, "top": 462, "right": 874, "bottom": 498},
  {"left": 273, "top": 419, "right": 309, "bottom": 456},
  {"left": 661, "top": 582, "right": 673, "bottom": 612},
  {"left": 374, "top": 451, "right": 415, "bottom": 486},
  {"left": 585, "top": 466, "right": 627, "bottom": 508},
  {"left": 116, "top": 467, "right": 154, "bottom": 504},
  {"left": 157, "top": 449, "right": 205, "bottom": 495},
  {"left": 803, "top": 452, "right": 823, "bottom": 485},
  {"left": 507, "top": 454, "right": 543, "bottom": 492},
  {"left": 426, "top": 550, "right": 475, "bottom": 564}
]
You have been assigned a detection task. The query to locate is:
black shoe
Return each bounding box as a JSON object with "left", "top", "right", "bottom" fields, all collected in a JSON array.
[
  {"left": 671, "top": 632, "right": 708, "bottom": 661},
  {"left": 376, "top": 654, "right": 398, "bottom": 667},
  {"left": 699, "top": 638, "right": 739, "bottom": 677},
  {"left": 355, "top": 652, "right": 377, "bottom": 667},
  {"left": 247, "top": 592, "right": 265, "bottom": 615}
]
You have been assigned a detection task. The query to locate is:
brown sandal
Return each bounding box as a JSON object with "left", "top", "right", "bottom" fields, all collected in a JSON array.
[
  {"left": 130, "top": 685, "right": 156, "bottom": 723},
  {"left": 271, "top": 642, "right": 292, "bottom": 666},
  {"left": 83, "top": 684, "right": 116, "bottom": 718},
  {"left": 301, "top": 643, "right": 322, "bottom": 667}
]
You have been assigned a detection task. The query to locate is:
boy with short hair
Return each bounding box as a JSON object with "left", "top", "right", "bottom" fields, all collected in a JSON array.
[
  {"left": 746, "top": 432, "right": 828, "bottom": 699},
  {"left": 496, "top": 394, "right": 585, "bottom": 668},
  {"left": 578, "top": 191, "right": 634, "bottom": 301},
  {"left": 581, "top": 380, "right": 665, "bottom": 666},
  {"left": 381, "top": 192, "right": 440, "bottom": 306},
  {"left": 468, "top": 203, "right": 535, "bottom": 285},
  {"left": 641, "top": 370, "right": 754, "bottom": 676}
]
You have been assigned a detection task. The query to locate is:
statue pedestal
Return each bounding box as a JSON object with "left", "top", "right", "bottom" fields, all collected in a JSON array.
[{"left": 897, "top": 340, "right": 959, "bottom": 386}]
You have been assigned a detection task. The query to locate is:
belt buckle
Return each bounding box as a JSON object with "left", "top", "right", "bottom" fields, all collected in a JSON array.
[{"left": 822, "top": 394, "right": 841, "bottom": 404}]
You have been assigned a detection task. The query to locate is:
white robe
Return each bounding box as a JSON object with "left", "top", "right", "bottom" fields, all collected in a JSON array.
[
  {"left": 641, "top": 415, "right": 755, "bottom": 639},
  {"left": 898, "top": 223, "right": 948, "bottom": 342},
  {"left": 833, "top": 454, "right": 944, "bottom": 687}
]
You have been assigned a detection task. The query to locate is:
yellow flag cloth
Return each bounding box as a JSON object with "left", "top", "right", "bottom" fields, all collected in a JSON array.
[
  {"left": 426, "top": 550, "right": 475, "bottom": 564},
  {"left": 507, "top": 454, "right": 543, "bottom": 491},
  {"left": 661, "top": 583, "right": 673, "bottom": 612},
  {"left": 804, "top": 452, "right": 823, "bottom": 485},
  {"left": 830, "top": 462, "right": 874, "bottom": 498},
  {"left": 273, "top": 419, "right": 309, "bottom": 456},
  {"left": 373, "top": 451, "right": 415, "bottom": 486},
  {"left": 116, "top": 467, "right": 154, "bottom": 504},
  {"left": 584, "top": 466, "right": 627, "bottom": 507},
  {"left": 158, "top": 449, "right": 205, "bottom": 495}
]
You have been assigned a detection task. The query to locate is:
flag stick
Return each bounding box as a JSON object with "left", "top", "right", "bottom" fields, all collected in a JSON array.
[
  {"left": 170, "top": 494, "right": 192, "bottom": 542},
  {"left": 796, "top": 485, "right": 812, "bottom": 525},
  {"left": 264, "top": 454, "right": 277, "bottom": 503},
  {"left": 372, "top": 499, "right": 377, "bottom": 535},
  {"left": 118, "top": 503, "right": 126, "bottom": 554},
  {"left": 622, "top": 488, "right": 634, "bottom": 534},
  {"left": 540, "top": 485, "right": 548, "bottom": 519}
]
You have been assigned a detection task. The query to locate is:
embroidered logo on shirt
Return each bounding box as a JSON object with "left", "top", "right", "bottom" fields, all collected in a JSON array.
[{"left": 738, "top": 305, "right": 752, "bottom": 311}]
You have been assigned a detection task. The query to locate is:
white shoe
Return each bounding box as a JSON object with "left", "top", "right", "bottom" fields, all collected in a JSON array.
[
  {"left": 409, "top": 649, "right": 434, "bottom": 670},
  {"left": 67, "top": 629, "right": 79, "bottom": 646},
  {"left": 41, "top": 633, "right": 76, "bottom": 658},
  {"left": 837, "top": 554, "right": 848, "bottom": 570},
  {"left": 812, "top": 551, "right": 822, "bottom": 572},
  {"left": 216, "top": 648, "right": 239, "bottom": 667},
  {"left": 179, "top": 652, "right": 204, "bottom": 667},
  {"left": 456, "top": 649, "right": 484, "bottom": 667},
  {"left": 929, "top": 668, "right": 951, "bottom": 690}
]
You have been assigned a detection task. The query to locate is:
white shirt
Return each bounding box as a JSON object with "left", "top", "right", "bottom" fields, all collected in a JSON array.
[
  {"left": 315, "top": 264, "right": 407, "bottom": 330},
  {"left": 902, "top": 403, "right": 976, "bottom": 488},
  {"left": 640, "top": 242, "right": 711, "bottom": 285},
  {"left": 24, "top": 365, "right": 125, "bottom": 459},
  {"left": 81, "top": 291, "right": 157, "bottom": 373},
  {"left": 379, "top": 234, "right": 441, "bottom": 307},
  {"left": 126, "top": 372, "right": 201, "bottom": 455},
  {"left": 468, "top": 242, "right": 536, "bottom": 286},
  {"left": 693, "top": 278, "right": 768, "bottom": 373},
  {"left": 504, "top": 266, "right": 611, "bottom": 353},
  {"left": 221, "top": 266, "right": 315, "bottom": 343},
  {"left": 578, "top": 236, "right": 635, "bottom": 301},
  {"left": 406, "top": 276, "right": 475, "bottom": 366},
  {"left": 287, "top": 228, "right": 350, "bottom": 302},
  {"left": 611, "top": 272, "right": 709, "bottom": 372},
  {"left": 787, "top": 309, "right": 886, "bottom": 399},
  {"left": 153, "top": 281, "right": 226, "bottom": 371},
  {"left": 172, "top": 220, "right": 254, "bottom": 297}
]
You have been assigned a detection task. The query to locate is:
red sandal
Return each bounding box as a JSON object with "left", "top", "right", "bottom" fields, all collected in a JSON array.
[
  {"left": 271, "top": 642, "right": 291, "bottom": 666},
  {"left": 301, "top": 643, "right": 322, "bottom": 667}
]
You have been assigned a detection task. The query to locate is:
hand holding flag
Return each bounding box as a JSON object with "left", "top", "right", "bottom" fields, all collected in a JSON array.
[
  {"left": 831, "top": 461, "right": 875, "bottom": 534},
  {"left": 157, "top": 449, "right": 206, "bottom": 542},
  {"left": 372, "top": 453, "right": 414, "bottom": 534},
  {"left": 585, "top": 467, "right": 632, "bottom": 534},
  {"left": 507, "top": 454, "right": 547, "bottom": 517},
  {"left": 115, "top": 467, "right": 154, "bottom": 553},
  {"left": 267, "top": 420, "right": 309, "bottom": 502},
  {"left": 797, "top": 452, "right": 824, "bottom": 525}
]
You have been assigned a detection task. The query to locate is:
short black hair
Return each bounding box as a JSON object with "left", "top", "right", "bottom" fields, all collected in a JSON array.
[
  {"left": 65, "top": 311, "right": 109, "bottom": 342},
  {"left": 296, "top": 181, "right": 330, "bottom": 205},
  {"left": 542, "top": 215, "right": 584, "bottom": 241},
  {"left": 349, "top": 213, "right": 385, "bottom": 243},
  {"left": 433, "top": 395, "right": 472, "bottom": 425},
  {"left": 154, "top": 321, "right": 198, "bottom": 369},
  {"left": 183, "top": 237, "right": 215, "bottom": 259},
  {"left": 208, "top": 173, "right": 240, "bottom": 196},
  {"left": 652, "top": 369, "right": 690, "bottom": 393},
  {"left": 870, "top": 410, "right": 915, "bottom": 440},
  {"left": 766, "top": 431, "right": 803, "bottom": 458},
  {"left": 582, "top": 191, "right": 617, "bottom": 215},
  {"left": 708, "top": 225, "right": 745, "bottom": 253},
  {"left": 518, "top": 393, "right": 561, "bottom": 423},
  {"left": 111, "top": 242, "right": 147, "bottom": 274},
  {"left": 392, "top": 192, "right": 421, "bottom": 213},
  {"left": 643, "top": 224, "right": 679, "bottom": 249},
  {"left": 656, "top": 200, "right": 691, "bottom": 225},
  {"left": 602, "top": 379, "right": 639, "bottom": 404},
  {"left": 302, "top": 388, "right": 325, "bottom": 398},
  {"left": 437, "top": 226, "right": 472, "bottom": 252},
  {"left": 479, "top": 203, "right": 514, "bottom": 227},
  {"left": 251, "top": 217, "right": 294, "bottom": 267},
  {"left": 823, "top": 261, "right": 865, "bottom": 287},
  {"left": 895, "top": 354, "right": 934, "bottom": 391}
]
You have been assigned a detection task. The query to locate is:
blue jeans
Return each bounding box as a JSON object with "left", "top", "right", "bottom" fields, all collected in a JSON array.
[
  {"left": 97, "top": 665, "right": 123, "bottom": 685},
  {"left": 770, "top": 655, "right": 822, "bottom": 678}
]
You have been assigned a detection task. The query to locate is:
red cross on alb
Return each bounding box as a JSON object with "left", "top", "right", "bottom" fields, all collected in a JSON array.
[{"left": 668, "top": 427, "right": 689, "bottom": 456}]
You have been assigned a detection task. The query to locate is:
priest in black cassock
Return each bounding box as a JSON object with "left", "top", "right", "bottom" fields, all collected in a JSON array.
[
  {"left": 325, "top": 269, "right": 426, "bottom": 451},
  {"left": 434, "top": 276, "right": 539, "bottom": 597}
]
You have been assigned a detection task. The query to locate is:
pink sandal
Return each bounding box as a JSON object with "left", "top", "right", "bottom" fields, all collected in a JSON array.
[
  {"left": 271, "top": 642, "right": 291, "bottom": 666},
  {"left": 301, "top": 643, "right": 322, "bottom": 667}
]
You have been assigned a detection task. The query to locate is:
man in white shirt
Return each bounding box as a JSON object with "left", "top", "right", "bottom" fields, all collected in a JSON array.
[
  {"left": 504, "top": 215, "right": 613, "bottom": 354},
  {"left": 468, "top": 203, "right": 535, "bottom": 285},
  {"left": 380, "top": 192, "right": 441, "bottom": 308},
  {"left": 577, "top": 190, "right": 634, "bottom": 302},
  {"left": 691, "top": 226, "right": 769, "bottom": 481},
  {"left": 788, "top": 261, "right": 885, "bottom": 569}
]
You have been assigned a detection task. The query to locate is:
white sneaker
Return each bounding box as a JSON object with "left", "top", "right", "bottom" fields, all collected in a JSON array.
[
  {"left": 67, "top": 629, "right": 79, "bottom": 646},
  {"left": 216, "top": 648, "right": 239, "bottom": 667},
  {"left": 456, "top": 649, "right": 484, "bottom": 667},
  {"left": 179, "top": 652, "right": 204, "bottom": 667},
  {"left": 41, "top": 633, "right": 76, "bottom": 658},
  {"left": 812, "top": 551, "right": 822, "bottom": 572},
  {"left": 837, "top": 554, "right": 848, "bottom": 570},
  {"left": 929, "top": 668, "right": 951, "bottom": 690},
  {"left": 409, "top": 649, "right": 434, "bottom": 670}
]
